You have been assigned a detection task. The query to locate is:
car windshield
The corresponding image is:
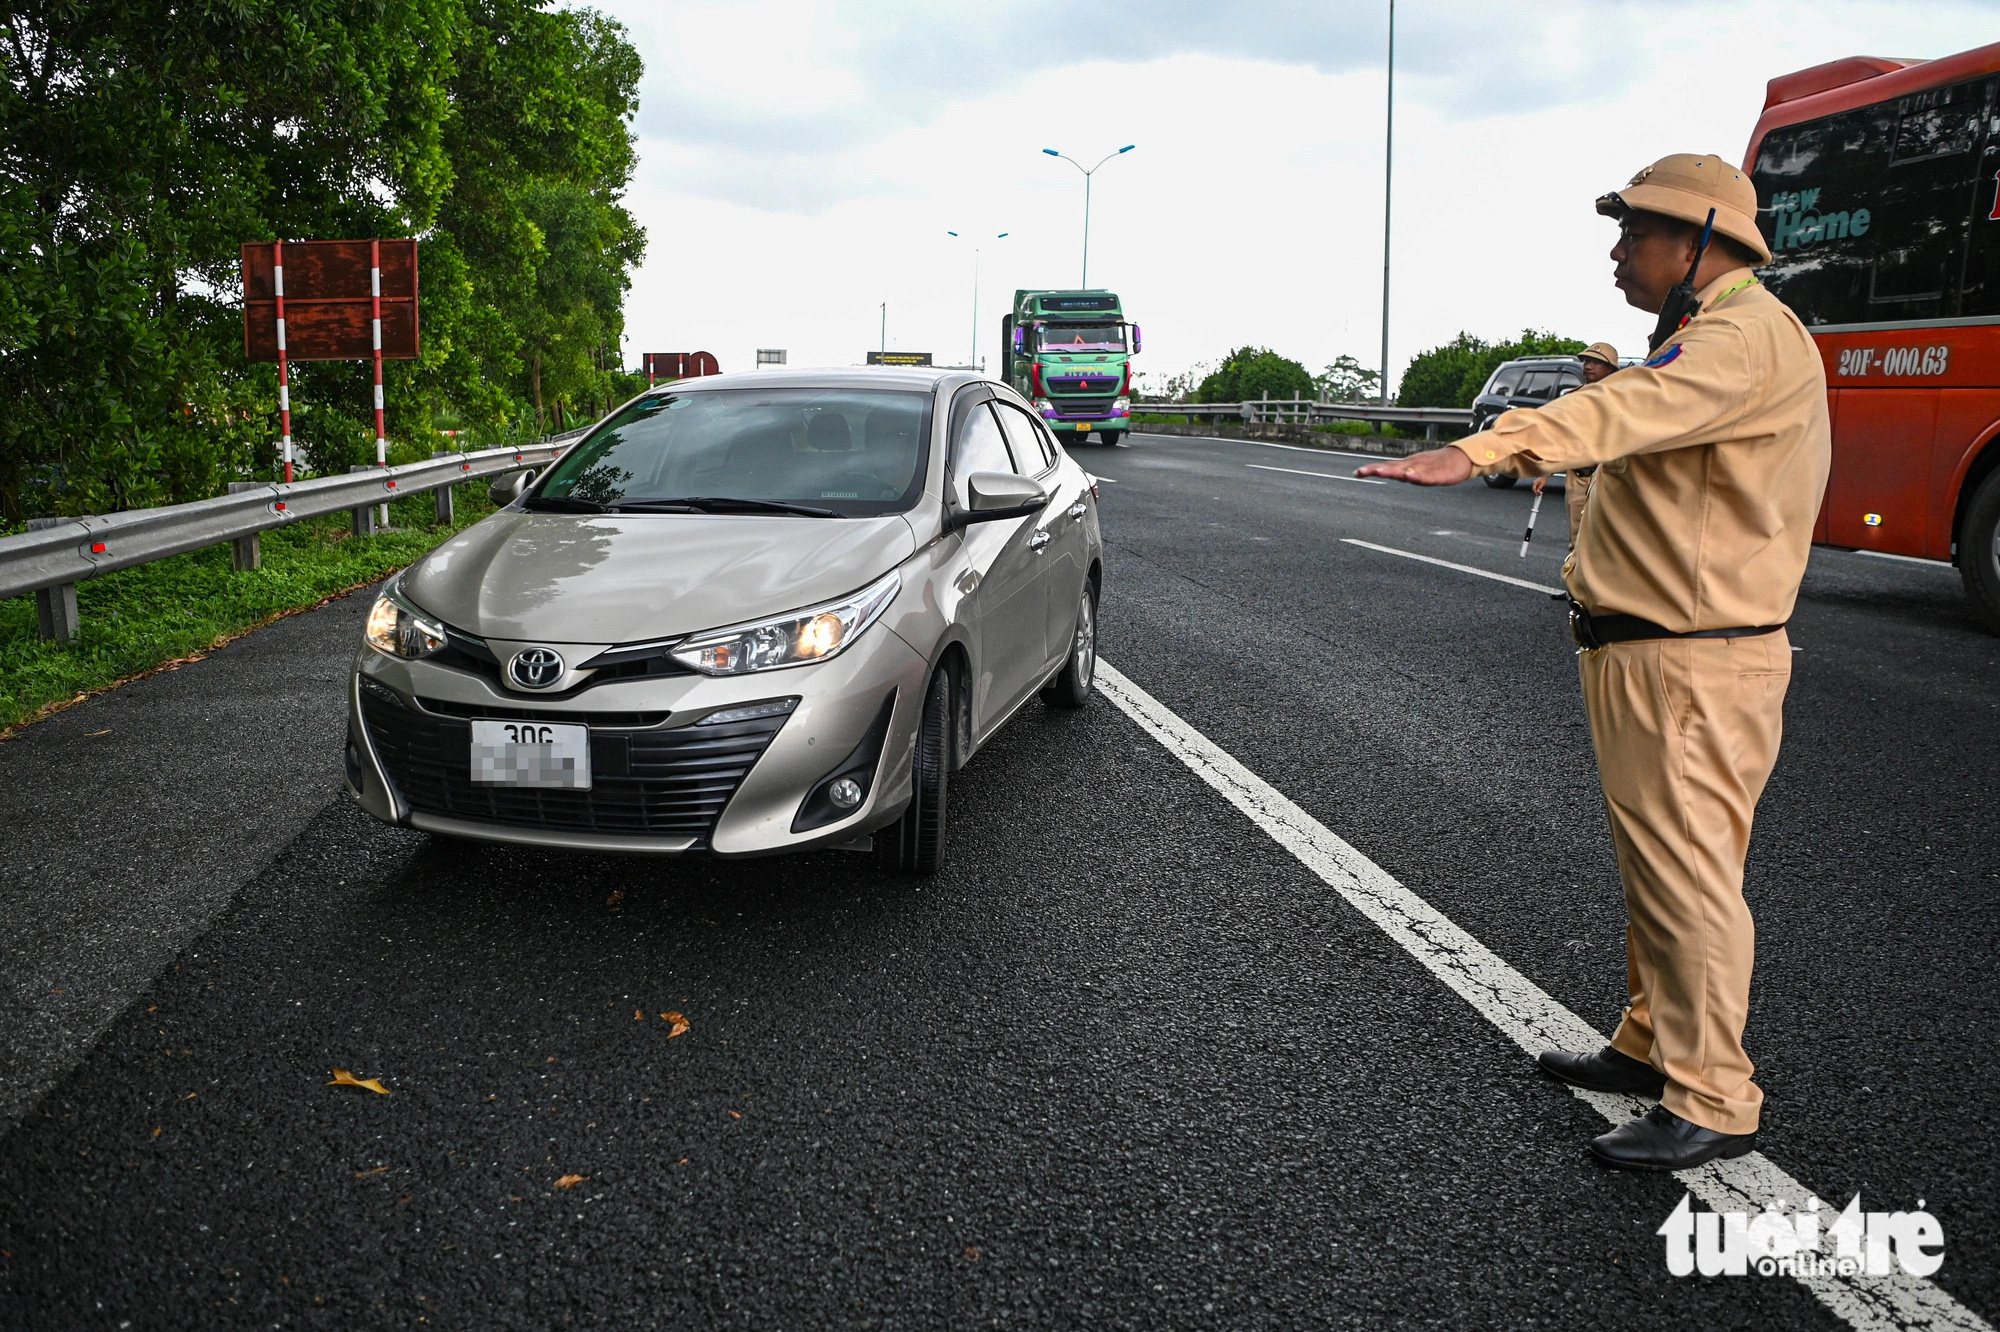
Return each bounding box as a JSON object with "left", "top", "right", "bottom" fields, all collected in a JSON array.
[
  {"left": 533, "top": 388, "right": 932, "bottom": 517},
  {"left": 1039, "top": 323, "right": 1126, "bottom": 352}
]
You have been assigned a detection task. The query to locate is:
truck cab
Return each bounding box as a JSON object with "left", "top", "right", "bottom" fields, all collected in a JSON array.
[{"left": 1002, "top": 290, "right": 1140, "bottom": 445}]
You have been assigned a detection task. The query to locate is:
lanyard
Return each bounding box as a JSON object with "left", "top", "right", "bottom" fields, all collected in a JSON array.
[{"left": 1703, "top": 276, "right": 1760, "bottom": 311}]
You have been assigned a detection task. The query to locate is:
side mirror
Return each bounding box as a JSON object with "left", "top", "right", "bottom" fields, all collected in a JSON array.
[
  {"left": 1131, "top": 323, "right": 1142, "bottom": 354},
  {"left": 1012, "top": 327, "right": 1025, "bottom": 354},
  {"left": 954, "top": 471, "right": 1048, "bottom": 527},
  {"left": 489, "top": 469, "right": 536, "bottom": 506}
]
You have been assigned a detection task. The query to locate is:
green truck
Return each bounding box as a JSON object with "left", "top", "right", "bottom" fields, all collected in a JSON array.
[{"left": 1001, "top": 290, "right": 1139, "bottom": 445}]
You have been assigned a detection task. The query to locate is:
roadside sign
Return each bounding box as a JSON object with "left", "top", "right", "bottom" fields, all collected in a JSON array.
[
  {"left": 867, "top": 351, "right": 933, "bottom": 366},
  {"left": 643, "top": 352, "right": 720, "bottom": 384},
  {"left": 756, "top": 349, "right": 787, "bottom": 367},
  {"left": 241, "top": 240, "right": 418, "bottom": 361}
]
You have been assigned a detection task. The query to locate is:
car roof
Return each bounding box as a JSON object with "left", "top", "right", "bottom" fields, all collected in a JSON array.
[
  {"left": 1497, "top": 355, "right": 1581, "bottom": 367},
  {"left": 648, "top": 367, "right": 986, "bottom": 395}
]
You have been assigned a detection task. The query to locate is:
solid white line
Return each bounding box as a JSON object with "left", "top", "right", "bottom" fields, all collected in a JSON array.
[
  {"left": 1246, "top": 463, "right": 1386, "bottom": 485},
  {"left": 1342, "top": 537, "right": 1563, "bottom": 596},
  {"left": 1131, "top": 430, "right": 1396, "bottom": 462},
  {"left": 1092, "top": 659, "right": 1992, "bottom": 1332},
  {"left": 1855, "top": 549, "right": 1953, "bottom": 571}
]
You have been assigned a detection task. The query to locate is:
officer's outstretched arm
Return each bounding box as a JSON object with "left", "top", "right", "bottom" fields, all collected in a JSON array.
[{"left": 1454, "top": 320, "right": 1755, "bottom": 478}]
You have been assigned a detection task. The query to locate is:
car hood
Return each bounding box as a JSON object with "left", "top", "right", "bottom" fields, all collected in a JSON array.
[{"left": 400, "top": 511, "right": 918, "bottom": 645}]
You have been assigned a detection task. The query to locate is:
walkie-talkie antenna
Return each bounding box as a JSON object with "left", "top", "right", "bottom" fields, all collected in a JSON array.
[{"left": 1648, "top": 208, "right": 1717, "bottom": 353}]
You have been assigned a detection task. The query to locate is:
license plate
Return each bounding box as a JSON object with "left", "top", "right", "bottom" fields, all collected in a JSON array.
[{"left": 470, "top": 719, "right": 591, "bottom": 789}]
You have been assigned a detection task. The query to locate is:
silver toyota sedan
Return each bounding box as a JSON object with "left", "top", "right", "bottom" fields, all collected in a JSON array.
[{"left": 343, "top": 367, "right": 1103, "bottom": 874}]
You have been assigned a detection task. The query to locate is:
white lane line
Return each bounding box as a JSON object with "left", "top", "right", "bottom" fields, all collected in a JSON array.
[
  {"left": 1855, "top": 549, "right": 1951, "bottom": 570},
  {"left": 1342, "top": 537, "right": 1563, "bottom": 596},
  {"left": 1246, "top": 463, "right": 1386, "bottom": 485},
  {"left": 1093, "top": 659, "right": 1992, "bottom": 1332},
  {"left": 1132, "top": 431, "right": 1405, "bottom": 464}
]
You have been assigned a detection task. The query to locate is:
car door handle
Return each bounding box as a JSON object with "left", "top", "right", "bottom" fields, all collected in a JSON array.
[
  {"left": 1028, "top": 529, "right": 1051, "bottom": 552},
  {"left": 1067, "top": 502, "right": 1088, "bottom": 520}
]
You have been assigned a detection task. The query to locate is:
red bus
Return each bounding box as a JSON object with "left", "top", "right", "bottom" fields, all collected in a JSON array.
[{"left": 1745, "top": 41, "right": 2000, "bottom": 633}]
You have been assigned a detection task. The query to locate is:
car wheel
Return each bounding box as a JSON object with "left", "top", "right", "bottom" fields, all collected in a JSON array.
[
  {"left": 1040, "top": 579, "right": 1097, "bottom": 709},
  {"left": 879, "top": 666, "right": 952, "bottom": 875},
  {"left": 1482, "top": 474, "right": 1518, "bottom": 489},
  {"left": 1961, "top": 467, "right": 2000, "bottom": 636}
]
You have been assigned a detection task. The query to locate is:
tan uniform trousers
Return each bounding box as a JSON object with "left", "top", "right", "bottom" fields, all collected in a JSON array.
[
  {"left": 1564, "top": 469, "right": 1593, "bottom": 547},
  {"left": 1579, "top": 629, "right": 1791, "bottom": 1135}
]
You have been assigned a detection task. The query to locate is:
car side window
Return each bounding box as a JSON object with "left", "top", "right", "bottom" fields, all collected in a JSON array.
[
  {"left": 1555, "top": 367, "right": 1584, "bottom": 395},
  {"left": 951, "top": 402, "right": 1013, "bottom": 506},
  {"left": 1514, "top": 370, "right": 1554, "bottom": 401},
  {"left": 992, "top": 401, "right": 1053, "bottom": 475},
  {"left": 1488, "top": 366, "right": 1521, "bottom": 396}
]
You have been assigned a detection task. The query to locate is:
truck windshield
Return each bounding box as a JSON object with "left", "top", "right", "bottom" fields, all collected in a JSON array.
[{"left": 1039, "top": 324, "right": 1126, "bottom": 351}]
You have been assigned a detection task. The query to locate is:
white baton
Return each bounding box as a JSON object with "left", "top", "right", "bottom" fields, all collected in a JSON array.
[{"left": 1520, "top": 489, "right": 1545, "bottom": 558}]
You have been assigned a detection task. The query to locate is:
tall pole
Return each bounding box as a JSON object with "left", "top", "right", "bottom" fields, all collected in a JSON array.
[
  {"left": 1082, "top": 172, "right": 1092, "bottom": 288},
  {"left": 880, "top": 302, "right": 886, "bottom": 355},
  {"left": 971, "top": 248, "right": 980, "bottom": 371},
  {"left": 370, "top": 238, "right": 388, "bottom": 525},
  {"left": 1379, "top": 0, "right": 1395, "bottom": 409},
  {"left": 272, "top": 240, "right": 293, "bottom": 484}
]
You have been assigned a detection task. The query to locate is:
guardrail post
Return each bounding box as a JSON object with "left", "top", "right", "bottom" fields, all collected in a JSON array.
[
  {"left": 225, "top": 483, "right": 264, "bottom": 569},
  {"left": 25, "top": 518, "right": 80, "bottom": 644},
  {"left": 432, "top": 451, "right": 456, "bottom": 525},
  {"left": 1425, "top": 423, "right": 1440, "bottom": 443},
  {"left": 349, "top": 466, "right": 379, "bottom": 537}
]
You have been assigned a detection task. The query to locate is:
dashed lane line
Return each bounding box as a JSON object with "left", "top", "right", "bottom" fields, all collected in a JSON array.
[
  {"left": 1093, "top": 658, "right": 1991, "bottom": 1332},
  {"left": 1245, "top": 463, "right": 1387, "bottom": 485},
  {"left": 1341, "top": 537, "right": 1563, "bottom": 596}
]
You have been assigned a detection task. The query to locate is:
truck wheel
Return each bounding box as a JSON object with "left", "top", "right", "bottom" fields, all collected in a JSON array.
[
  {"left": 1483, "top": 475, "right": 1518, "bottom": 489},
  {"left": 1962, "top": 467, "right": 2000, "bottom": 636}
]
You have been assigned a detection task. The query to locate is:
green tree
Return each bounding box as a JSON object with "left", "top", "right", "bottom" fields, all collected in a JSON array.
[
  {"left": 1314, "top": 354, "right": 1381, "bottom": 404},
  {"left": 1194, "top": 346, "right": 1315, "bottom": 403},
  {"left": 0, "top": 0, "right": 645, "bottom": 521},
  {"left": 1396, "top": 329, "right": 1588, "bottom": 408}
]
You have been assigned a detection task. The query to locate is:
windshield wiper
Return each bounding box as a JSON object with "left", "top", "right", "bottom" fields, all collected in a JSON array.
[
  {"left": 521, "top": 495, "right": 611, "bottom": 513},
  {"left": 616, "top": 496, "right": 844, "bottom": 518}
]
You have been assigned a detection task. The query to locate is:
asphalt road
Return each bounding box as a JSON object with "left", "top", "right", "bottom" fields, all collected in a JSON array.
[{"left": 1, "top": 430, "right": 1994, "bottom": 1330}]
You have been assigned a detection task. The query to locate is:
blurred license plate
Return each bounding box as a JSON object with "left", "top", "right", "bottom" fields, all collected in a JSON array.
[{"left": 470, "top": 719, "right": 591, "bottom": 789}]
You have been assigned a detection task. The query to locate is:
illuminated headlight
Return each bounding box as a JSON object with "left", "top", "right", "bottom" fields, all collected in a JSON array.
[
  {"left": 1034, "top": 398, "right": 1055, "bottom": 418},
  {"left": 364, "top": 582, "right": 446, "bottom": 659},
  {"left": 1112, "top": 396, "right": 1131, "bottom": 416},
  {"left": 670, "top": 572, "right": 900, "bottom": 676}
]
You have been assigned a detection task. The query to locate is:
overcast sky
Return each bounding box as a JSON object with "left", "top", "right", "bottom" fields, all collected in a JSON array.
[{"left": 582, "top": 1, "right": 1999, "bottom": 395}]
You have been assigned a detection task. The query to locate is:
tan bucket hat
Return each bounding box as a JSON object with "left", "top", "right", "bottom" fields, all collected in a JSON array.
[
  {"left": 1596, "top": 153, "right": 1770, "bottom": 265},
  {"left": 1578, "top": 342, "right": 1619, "bottom": 367}
]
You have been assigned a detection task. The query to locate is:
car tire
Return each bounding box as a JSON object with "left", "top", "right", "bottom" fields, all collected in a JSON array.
[
  {"left": 1483, "top": 474, "right": 1518, "bottom": 489},
  {"left": 1040, "top": 579, "right": 1098, "bottom": 709},
  {"left": 879, "top": 666, "right": 952, "bottom": 875},
  {"left": 1961, "top": 466, "right": 2000, "bottom": 636}
]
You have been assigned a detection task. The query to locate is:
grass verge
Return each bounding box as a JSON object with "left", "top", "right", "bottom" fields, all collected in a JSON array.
[{"left": 0, "top": 488, "right": 496, "bottom": 738}]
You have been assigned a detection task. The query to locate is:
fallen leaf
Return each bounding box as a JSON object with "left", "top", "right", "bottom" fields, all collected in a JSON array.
[
  {"left": 182, "top": 1091, "right": 197, "bottom": 1100},
  {"left": 147, "top": 1006, "right": 156, "bottom": 1012},
  {"left": 606, "top": 891, "right": 625, "bottom": 907},
  {"left": 677, "top": 1158, "right": 689, "bottom": 1165},
  {"left": 633, "top": 1010, "right": 643, "bottom": 1021},
  {"left": 355, "top": 1166, "right": 388, "bottom": 1177},
  {"left": 327, "top": 1068, "right": 392, "bottom": 1095},
  {"left": 554, "top": 1174, "right": 588, "bottom": 1189},
  {"left": 151, "top": 1128, "right": 162, "bottom": 1139},
  {"left": 964, "top": 1247, "right": 980, "bottom": 1261},
  {"left": 727, "top": 1110, "right": 741, "bottom": 1120},
  {"left": 85, "top": 729, "right": 110, "bottom": 737},
  {"left": 662, "top": 1011, "right": 690, "bottom": 1038}
]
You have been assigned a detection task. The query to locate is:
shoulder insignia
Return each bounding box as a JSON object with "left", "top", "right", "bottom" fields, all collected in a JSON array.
[{"left": 1644, "top": 344, "right": 1683, "bottom": 369}]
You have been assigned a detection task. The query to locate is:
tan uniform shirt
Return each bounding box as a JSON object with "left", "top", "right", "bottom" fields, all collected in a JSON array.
[{"left": 1454, "top": 269, "right": 1830, "bottom": 632}]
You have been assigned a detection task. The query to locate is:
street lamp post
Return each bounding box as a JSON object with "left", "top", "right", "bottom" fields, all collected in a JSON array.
[
  {"left": 1042, "top": 144, "right": 1135, "bottom": 288},
  {"left": 946, "top": 230, "right": 1008, "bottom": 372},
  {"left": 1379, "top": 1, "right": 1395, "bottom": 411}
]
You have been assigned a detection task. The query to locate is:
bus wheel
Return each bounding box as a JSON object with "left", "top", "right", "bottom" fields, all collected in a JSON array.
[{"left": 1962, "top": 467, "right": 2000, "bottom": 636}]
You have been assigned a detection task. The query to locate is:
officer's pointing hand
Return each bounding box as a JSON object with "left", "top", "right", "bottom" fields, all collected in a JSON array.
[{"left": 1355, "top": 447, "right": 1474, "bottom": 486}]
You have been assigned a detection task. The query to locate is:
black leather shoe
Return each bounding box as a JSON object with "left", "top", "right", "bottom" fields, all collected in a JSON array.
[
  {"left": 1588, "top": 1103, "right": 1757, "bottom": 1172},
  {"left": 1537, "top": 1045, "right": 1667, "bottom": 1096}
]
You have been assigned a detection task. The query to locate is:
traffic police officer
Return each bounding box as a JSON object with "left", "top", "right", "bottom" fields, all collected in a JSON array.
[
  {"left": 1534, "top": 342, "right": 1621, "bottom": 545},
  {"left": 1360, "top": 154, "right": 1830, "bottom": 1171}
]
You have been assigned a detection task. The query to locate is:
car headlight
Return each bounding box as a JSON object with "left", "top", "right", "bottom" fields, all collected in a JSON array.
[
  {"left": 364, "top": 582, "right": 447, "bottom": 659},
  {"left": 670, "top": 572, "right": 900, "bottom": 676}
]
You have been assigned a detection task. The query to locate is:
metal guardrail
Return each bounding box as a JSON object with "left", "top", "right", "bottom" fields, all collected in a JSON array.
[
  {"left": 3, "top": 428, "right": 589, "bottom": 641},
  {"left": 1134, "top": 399, "right": 1474, "bottom": 433}
]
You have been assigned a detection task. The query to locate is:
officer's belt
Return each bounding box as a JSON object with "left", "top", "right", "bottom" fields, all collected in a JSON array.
[
  {"left": 1565, "top": 597, "right": 1785, "bottom": 650},
  {"left": 1572, "top": 464, "right": 1597, "bottom": 477}
]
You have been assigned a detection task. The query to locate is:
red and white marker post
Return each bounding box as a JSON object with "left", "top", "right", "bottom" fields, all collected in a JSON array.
[
  {"left": 370, "top": 239, "right": 389, "bottom": 525},
  {"left": 273, "top": 240, "right": 294, "bottom": 484}
]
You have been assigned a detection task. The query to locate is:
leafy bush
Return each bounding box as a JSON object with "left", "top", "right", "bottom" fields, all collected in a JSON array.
[
  {"left": 1397, "top": 330, "right": 1588, "bottom": 408},
  {"left": 1194, "top": 347, "right": 1316, "bottom": 403}
]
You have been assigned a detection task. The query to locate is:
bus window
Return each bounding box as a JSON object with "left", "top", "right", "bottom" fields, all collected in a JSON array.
[{"left": 1754, "top": 76, "right": 1989, "bottom": 326}]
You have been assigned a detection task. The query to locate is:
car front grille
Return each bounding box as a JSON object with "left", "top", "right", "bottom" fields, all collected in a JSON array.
[
  {"left": 1049, "top": 395, "right": 1116, "bottom": 418},
  {"left": 360, "top": 691, "right": 788, "bottom": 839}
]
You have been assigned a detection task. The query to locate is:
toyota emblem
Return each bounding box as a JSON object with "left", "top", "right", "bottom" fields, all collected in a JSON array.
[{"left": 507, "top": 647, "right": 566, "bottom": 691}]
